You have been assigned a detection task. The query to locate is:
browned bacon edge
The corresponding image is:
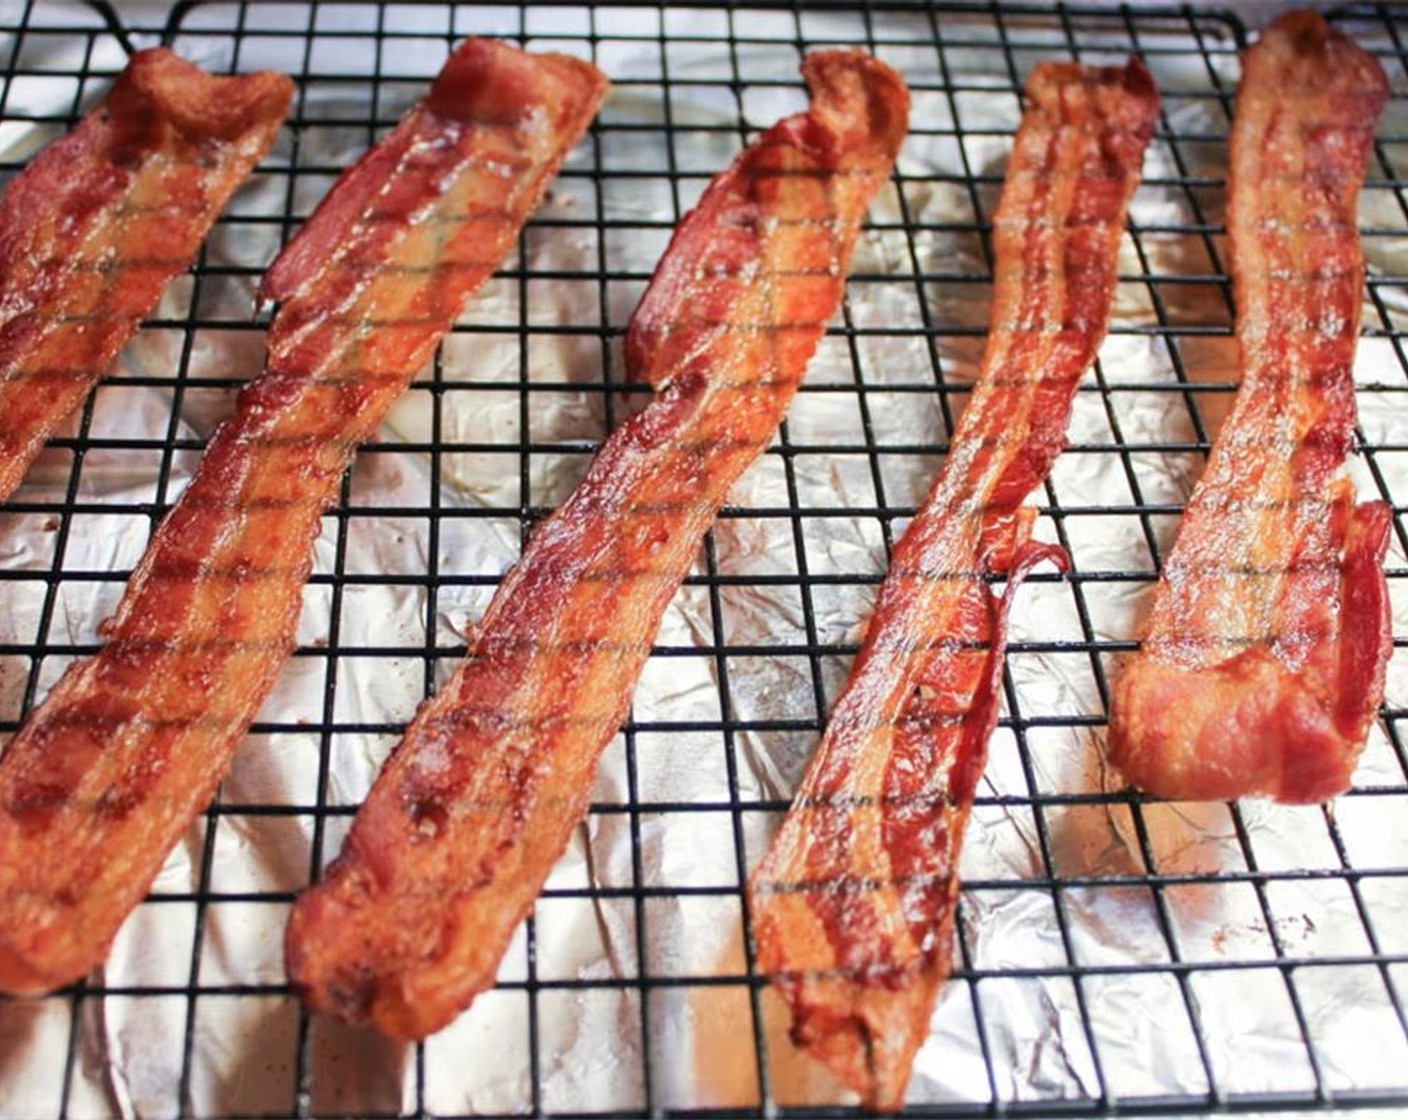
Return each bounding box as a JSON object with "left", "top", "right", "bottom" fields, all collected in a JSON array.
[
  {"left": 747, "top": 60, "right": 1158, "bottom": 1110},
  {"left": 0, "top": 39, "right": 605, "bottom": 996},
  {"left": 1108, "top": 11, "right": 1391, "bottom": 804},
  {"left": 0, "top": 49, "right": 292, "bottom": 503},
  {"left": 283, "top": 50, "right": 908, "bottom": 1041}
]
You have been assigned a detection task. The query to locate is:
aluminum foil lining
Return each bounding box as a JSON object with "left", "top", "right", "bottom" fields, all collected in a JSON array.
[{"left": 1, "top": 5, "right": 1406, "bottom": 1116}]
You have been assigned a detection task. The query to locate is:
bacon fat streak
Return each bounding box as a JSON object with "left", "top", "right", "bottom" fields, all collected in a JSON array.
[
  {"left": 0, "top": 39, "right": 605, "bottom": 995},
  {"left": 748, "top": 61, "right": 1158, "bottom": 1110},
  {"left": 284, "top": 51, "right": 908, "bottom": 1041},
  {"left": 1108, "top": 12, "right": 1391, "bottom": 804},
  {"left": 0, "top": 49, "right": 291, "bottom": 503}
]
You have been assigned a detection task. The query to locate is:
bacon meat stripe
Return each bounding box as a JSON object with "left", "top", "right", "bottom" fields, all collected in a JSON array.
[
  {"left": 748, "top": 61, "right": 1158, "bottom": 1110},
  {"left": 284, "top": 51, "right": 908, "bottom": 1041},
  {"left": 0, "top": 38, "right": 606, "bottom": 995},
  {"left": 1108, "top": 12, "right": 1391, "bottom": 804},
  {"left": 0, "top": 48, "right": 291, "bottom": 504}
]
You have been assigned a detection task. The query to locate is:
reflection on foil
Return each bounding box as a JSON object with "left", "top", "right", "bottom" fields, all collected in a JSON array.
[{"left": 1, "top": 6, "right": 1407, "bottom": 1117}]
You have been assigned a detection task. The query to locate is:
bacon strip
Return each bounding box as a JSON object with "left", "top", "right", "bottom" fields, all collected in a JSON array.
[
  {"left": 747, "top": 61, "right": 1158, "bottom": 1110},
  {"left": 0, "top": 49, "right": 291, "bottom": 503},
  {"left": 1108, "top": 12, "right": 1390, "bottom": 805},
  {"left": 284, "top": 51, "right": 908, "bottom": 1041},
  {"left": 0, "top": 39, "right": 606, "bottom": 995}
]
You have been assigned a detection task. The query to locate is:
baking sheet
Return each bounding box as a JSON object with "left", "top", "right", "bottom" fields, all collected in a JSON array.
[{"left": 0, "top": 3, "right": 1407, "bottom": 1116}]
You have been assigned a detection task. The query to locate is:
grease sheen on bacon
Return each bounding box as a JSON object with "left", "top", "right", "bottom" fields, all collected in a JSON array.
[
  {"left": 1108, "top": 11, "right": 1391, "bottom": 804},
  {"left": 0, "top": 38, "right": 606, "bottom": 995},
  {"left": 0, "top": 48, "right": 291, "bottom": 503},
  {"left": 748, "top": 60, "right": 1158, "bottom": 1110},
  {"left": 284, "top": 51, "right": 908, "bottom": 1041}
]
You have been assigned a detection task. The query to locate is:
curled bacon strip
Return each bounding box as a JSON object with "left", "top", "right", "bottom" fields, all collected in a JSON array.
[
  {"left": 0, "top": 39, "right": 605, "bottom": 995},
  {"left": 0, "top": 49, "right": 292, "bottom": 502},
  {"left": 284, "top": 51, "right": 908, "bottom": 1041},
  {"left": 748, "top": 61, "right": 1158, "bottom": 1110},
  {"left": 1108, "top": 12, "right": 1390, "bottom": 804}
]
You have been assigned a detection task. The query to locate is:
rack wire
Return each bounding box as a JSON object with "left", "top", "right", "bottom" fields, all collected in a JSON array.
[{"left": 0, "top": 1, "right": 1407, "bottom": 1117}]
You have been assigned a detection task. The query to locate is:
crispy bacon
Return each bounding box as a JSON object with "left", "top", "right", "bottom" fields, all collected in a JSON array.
[
  {"left": 0, "top": 39, "right": 606, "bottom": 995},
  {"left": 0, "top": 49, "right": 292, "bottom": 503},
  {"left": 1108, "top": 12, "right": 1391, "bottom": 804},
  {"left": 747, "top": 61, "right": 1158, "bottom": 1110},
  {"left": 283, "top": 51, "right": 908, "bottom": 1041}
]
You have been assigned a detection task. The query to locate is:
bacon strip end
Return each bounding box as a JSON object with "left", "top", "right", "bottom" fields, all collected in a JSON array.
[{"left": 0, "top": 49, "right": 292, "bottom": 505}]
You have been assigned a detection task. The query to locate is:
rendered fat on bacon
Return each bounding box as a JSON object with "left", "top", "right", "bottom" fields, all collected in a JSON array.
[
  {"left": 0, "top": 48, "right": 291, "bottom": 503},
  {"left": 0, "top": 39, "right": 606, "bottom": 995},
  {"left": 284, "top": 51, "right": 908, "bottom": 1041},
  {"left": 748, "top": 61, "right": 1158, "bottom": 1110},
  {"left": 1108, "top": 11, "right": 1391, "bottom": 804}
]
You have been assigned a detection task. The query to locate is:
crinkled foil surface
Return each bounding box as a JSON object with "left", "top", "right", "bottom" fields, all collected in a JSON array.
[{"left": 1, "top": 3, "right": 1407, "bottom": 1117}]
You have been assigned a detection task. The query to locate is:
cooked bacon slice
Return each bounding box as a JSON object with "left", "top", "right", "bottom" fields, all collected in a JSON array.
[
  {"left": 1108, "top": 12, "right": 1391, "bottom": 805},
  {"left": 0, "top": 48, "right": 292, "bottom": 503},
  {"left": 748, "top": 61, "right": 1158, "bottom": 1110},
  {"left": 284, "top": 51, "right": 908, "bottom": 1041},
  {"left": 0, "top": 38, "right": 606, "bottom": 995}
]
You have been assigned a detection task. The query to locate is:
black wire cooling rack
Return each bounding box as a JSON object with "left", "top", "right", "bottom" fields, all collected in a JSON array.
[{"left": 1, "top": 1, "right": 1408, "bottom": 1117}]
